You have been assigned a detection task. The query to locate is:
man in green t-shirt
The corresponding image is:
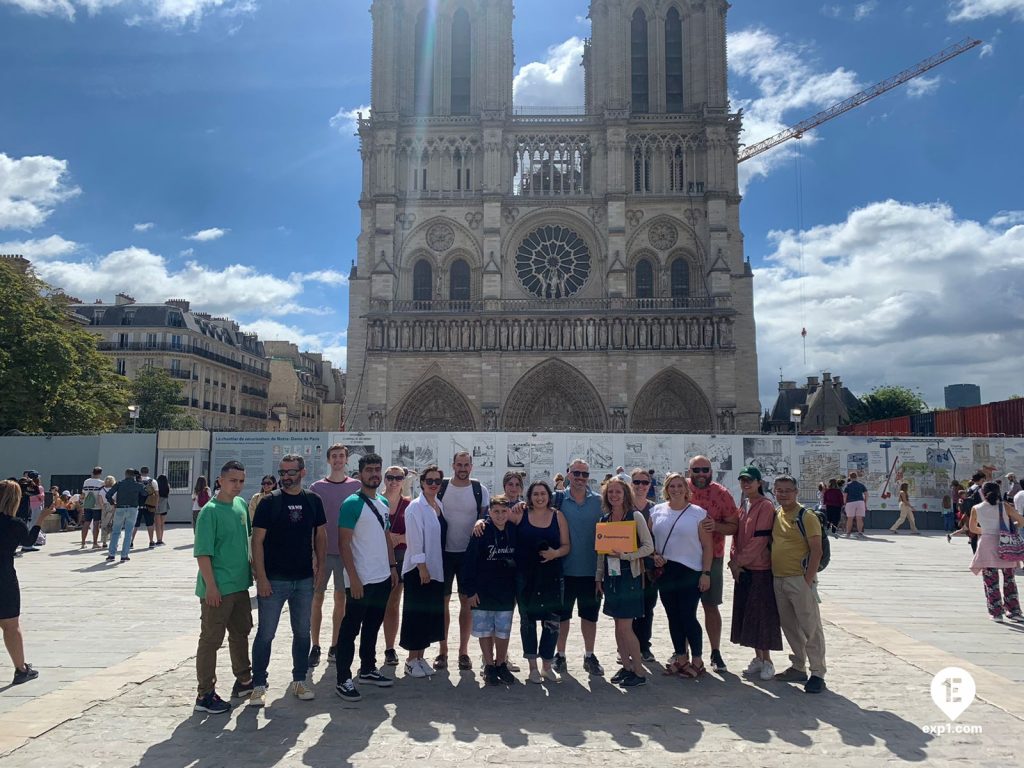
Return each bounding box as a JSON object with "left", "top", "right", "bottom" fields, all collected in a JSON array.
[
  {"left": 193, "top": 460, "right": 254, "bottom": 714},
  {"left": 770, "top": 475, "right": 827, "bottom": 694}
]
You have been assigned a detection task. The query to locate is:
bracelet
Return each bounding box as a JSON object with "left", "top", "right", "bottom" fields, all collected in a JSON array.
[
  {"left": 702, "top": 571, "right": 712, "bottom": 576},
  {"left": 390, "top": 564, "right": 398, "bottom": 569}
]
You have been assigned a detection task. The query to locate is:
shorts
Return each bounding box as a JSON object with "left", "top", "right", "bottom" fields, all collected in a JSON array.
[
  {"left": 700, "top": 557, "right": 724, "bottom": 607},
  {"left": 83, "top": 509, "right": 103, "bottom": 524},
  {"left": 558, "top": 575, "right": 601, "bottom": 622},
  {"left": 442, "top": 551, "right": 465, "bottom": 596},
  {"left": 845, "top": 500, "right": 867, "bottom": 518},
  {"left": 315, "top": 554, "right": 346, "bottom": 594},
  {"left": 136, "top": 508, "right": 155, "bottom": 527},
  {"left": 471, "top": 609, "right": 514, "bottom": 640}
]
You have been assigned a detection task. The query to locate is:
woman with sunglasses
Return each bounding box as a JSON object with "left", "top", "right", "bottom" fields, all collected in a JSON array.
[
  {"left": 382, "top": 466, "right": 411, "bottom": 667},
  {"left": 649, "top": 472, "right": 713, "bottom": 678},
  {"left": 400, "top": 466, "right": 448, "bottom": 677},
  {"left": 629, "top": 468, "right": 660, "bottom": 663},
  {"left": 248, "top": 476, "right": 277, "bottom": 522}
]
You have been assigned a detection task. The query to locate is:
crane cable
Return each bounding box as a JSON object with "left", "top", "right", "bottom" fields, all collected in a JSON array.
[{"left": 795, "top": 143, "right": 808, "bottom": 365}]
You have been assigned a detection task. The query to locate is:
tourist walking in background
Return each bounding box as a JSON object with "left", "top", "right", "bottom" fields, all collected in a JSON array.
[
  {"left": 132, "top": 467, "right": 159, "bottom": 550},
  {"left": 822, "top": 479, "right": 844, "bottom": 538},
  {"left": 81, "top": 467, "right": 106, "bottom": 549},
  {"left": 843, "top": 472, "right": 868, "bottom": 538},
  {"left": 946, "top": 482, "right": 963, "bottom": 535},
  {"left": 100, "top": 475, "right": 116, "bottom": 547},
  {"left": 381, "top": 465, "right": 410, "bottom": 668},
  {"left": 968, "top": 481, "right": 1024, "bottom": 622},
  {"left": 729, "top": 466, "right": 782, "bottom": 681},
  {"left": 1, "top": 480, "right": 52, "bottom": 685},
  {"left": 154, "top": 474, "right": 170, "bottom": 546},
  {"left": 890, "top": 482, "right": 920, "bottom": 534},
  {"left": 107, "top": 469, "right": 145, "bottom": 563}
]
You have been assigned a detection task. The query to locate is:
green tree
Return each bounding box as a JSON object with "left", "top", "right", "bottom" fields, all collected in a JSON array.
[
  {"left": 130, "top": 367, "right": 201, "bottom": 430},
  {"left": 0, "top": 261, "right": 130, "bottom": 434},
  {"left": 850, "top": 385, "right": 928, "bottom": 423}
]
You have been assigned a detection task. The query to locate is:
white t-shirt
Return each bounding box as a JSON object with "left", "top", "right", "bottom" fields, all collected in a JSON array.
[
  {"left": 82, "top": 477, "right": 105, "bottom": 509},
  {"left": 339, "top": 493, "right": 393, "bottom": 588},
  {"left": 1014, "top": 489, "right": 1024, "bottom": 516},
  {"left": 440, "top": 481, "right": 490, "bottom": 553},
  {"left": 649, "top": 502, "right": 708, "bottom": 571}
]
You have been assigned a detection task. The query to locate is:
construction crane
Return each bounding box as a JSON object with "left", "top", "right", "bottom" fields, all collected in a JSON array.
[{"left": 737, "top": 37, "right": 982, "bottom": 164}]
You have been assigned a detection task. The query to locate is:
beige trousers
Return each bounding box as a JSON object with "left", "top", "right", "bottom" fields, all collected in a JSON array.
[
  {"left": 773, "top": 575, "right": 827, "bottom": 678},
  {"left": 890, "top": 504, "right": 918, "bottom": 532}
]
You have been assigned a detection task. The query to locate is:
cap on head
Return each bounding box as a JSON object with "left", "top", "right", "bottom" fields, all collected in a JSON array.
[
  {"left": 62, "top": 490, "right": 71, "bottom": 497},
  {"left": 738, "top": 465, "right": 762, "bottom": 482},
  {"left": 26, "top": 470, "right": 39, "bottom": 479}
]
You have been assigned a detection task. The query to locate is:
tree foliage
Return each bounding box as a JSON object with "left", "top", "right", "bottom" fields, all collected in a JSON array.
[
  {"left": 0, "top": 261, "right": 131, "bottom": 434},
  {"left": 850, "top": 385, "right": 928, "bottom": 423},
  {"left": 130, "top": 367, "right": 201, "bottom": 430}
]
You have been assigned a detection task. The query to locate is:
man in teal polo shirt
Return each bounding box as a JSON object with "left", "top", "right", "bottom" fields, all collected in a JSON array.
[
  {"left": 193, "top": 460, "right": 254, "bottom": 714},
  {"left": 552, "top": 458, "right": 605, "bottom": 676}
]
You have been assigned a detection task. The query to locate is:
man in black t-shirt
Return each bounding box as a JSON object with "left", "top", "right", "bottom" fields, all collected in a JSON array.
[{"left": 249, "top": 454, "right": 327, "bottom": 706}]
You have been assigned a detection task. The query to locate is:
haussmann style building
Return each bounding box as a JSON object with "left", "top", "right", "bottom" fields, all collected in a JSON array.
[{"left": 344, "top": 0, "right": 760, "bottom": 433}]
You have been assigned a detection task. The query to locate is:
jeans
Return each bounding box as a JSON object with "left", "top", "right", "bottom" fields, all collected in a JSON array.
[
  {"left": 658, "top": 561, "right": 704, "bottom": 658},
  {"left": 336, "top": 579, "right": 392, "bottom": 683},
  {"left": 252, "top": 577, "right": 314, "bottom": 687},
  {"left": 943, "top": 512, "right": 957, "bottom": 532},
  {"left": 108, "top": 507, "right": 138, "bottom": 559},
  {"left": 520, "top": 612, "right": 560, "bottom": 661},
  {"left": 59, "top": 509, "right": 73, "bottom": 529},
  {"left": 632, "top": 576, "right": 660, "bottom": 654}
]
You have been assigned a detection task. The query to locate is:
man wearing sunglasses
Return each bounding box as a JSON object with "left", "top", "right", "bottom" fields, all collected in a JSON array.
[
  {"left": 249, "top": 454, "right": 327, "bottom": 706},
  {"left": 687, "top": 455, "right": 738, "bottom": 673},
  {"left": 309, "top": 444, "right": 362, "bottom": 668}
]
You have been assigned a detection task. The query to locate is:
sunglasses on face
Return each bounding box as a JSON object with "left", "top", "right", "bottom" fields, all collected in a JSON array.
[
  {"left": 690, "top": 467, "right": 712, "bottom": 474},
  {"left": 632, "top": 480, "right": 651, "bottom": 486},
  {"left": 422, "top": 477, "right": 443, "bottom": 486},
  {"left": 261, "top": 481, "right": 275, "bottom": 487},
  {"left": 384, "top": 475, "right": 405, "bottom": 482},
  {"left": 571, "top": 470, "right": 590, "bottom": 478},
  {"left": 278, "top": 469, "right": 301, "bottom": 477}
]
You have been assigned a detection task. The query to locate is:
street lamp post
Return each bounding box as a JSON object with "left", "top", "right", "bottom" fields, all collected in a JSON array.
[
  {"left": 791, "top": 408, "right": 802, "bottom": 436},
  {"left": 128, "top": 405, "right": 140, "bottom": 433}
]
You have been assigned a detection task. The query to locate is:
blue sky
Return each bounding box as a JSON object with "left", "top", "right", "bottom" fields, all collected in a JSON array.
[{"left": 1, "top": 0, "right": 1022, "bottom": 412}]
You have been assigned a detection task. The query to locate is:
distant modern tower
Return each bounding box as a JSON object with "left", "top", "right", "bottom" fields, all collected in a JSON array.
[
  {"left": 344, "top": 0, "right": 760, "bottom": 433},
  {"left": 944, "top": 384, "right": 981, "bottom": 410}
]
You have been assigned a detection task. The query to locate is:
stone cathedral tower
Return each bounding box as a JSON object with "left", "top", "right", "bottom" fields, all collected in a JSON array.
[{"left": 345, "top": 0, "right": 760, "bottom": 433}]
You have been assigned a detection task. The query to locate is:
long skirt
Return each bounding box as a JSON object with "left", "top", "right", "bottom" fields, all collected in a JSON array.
[
  {"left": 399, "top": 570, "right": 445, "bottom": 652},
  {"left": 730, "top": 569, "right": 783, "bottom": 651}
]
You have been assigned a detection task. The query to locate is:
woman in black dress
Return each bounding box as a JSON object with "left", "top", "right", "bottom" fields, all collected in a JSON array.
[{"left": 1, "top": 479, "right": 51, "bottom": 685}]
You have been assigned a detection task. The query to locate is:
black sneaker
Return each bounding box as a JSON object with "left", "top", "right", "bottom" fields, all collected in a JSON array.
[
  {"left": 495, "top": 663, "right": 516, "bottom": 685},
  {"left": 552, "top": 653, "right": 567, "bottom": 673},
  {"left": 384, "top": 649, "right": 399, "bottom": 666},
  {"left": 308, "top": 645, "right": 322, "bottom": 668},
  {"left": 610, "top": 668, "right": 629, "bottom": 684},
  {"left": 327, "top": 646, "right": 336, "bottom": 664},
  {"left": 620, "top": 672, "right": 647, "bottom": 687},
  {"left": 105, "top": 555, "right": 115, "bottom": 562},
  {"left": 11, "top": 663, "right": 39, "bottom": 686},
  {"left": 805, "top": 675, "right": 826, "bottom": 694},
  {"left": 710, "top": 649, "right": 727, "bottom": 673},
  {"left": 357, "top": 668, "right": 394, "bottom": 687},
  {"left": 231, "top": 679, "right": 255, "bottom": 700},
  {"left": 583, "top": 654, "right": 604, "bottom": 676},
  {"left": 483, "top": 664, "right": 500, "bottom": 685},
  {"left": 336, "top": 679, "right": 361, "bottom": 702},
  {"left": 194, "top": 691, "right": 231, "bottom": 714},
  {"left": 120, "top": 557, "right": 130, "bottom": 563},
  {"left": 641, "top": 649, "right": 657, "bottom": 663}
]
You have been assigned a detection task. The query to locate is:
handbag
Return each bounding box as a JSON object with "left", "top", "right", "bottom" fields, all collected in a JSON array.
[{"left": 996, "top": 503, "right": 1024, "bottom": 559}]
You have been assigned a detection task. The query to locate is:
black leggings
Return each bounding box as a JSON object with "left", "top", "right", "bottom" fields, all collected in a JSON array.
[{"left": 658, "top": 561, "right": 704, "bottom": 659}]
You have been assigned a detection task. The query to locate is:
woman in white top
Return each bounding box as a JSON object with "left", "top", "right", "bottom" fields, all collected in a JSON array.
[
  {"left": 648, "top": 472, "right": 713, "bottom": 678},
  {"left": 969, "top": 481, "right": 1024, "bottom": 622},
  {"left": 400, "top": 465, "right": 448, "bottom": 677}
]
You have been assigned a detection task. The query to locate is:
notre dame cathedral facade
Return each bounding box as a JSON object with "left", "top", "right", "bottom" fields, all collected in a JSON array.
[{"left": 344, "top": 0, "right": 760, "bottom": 433}]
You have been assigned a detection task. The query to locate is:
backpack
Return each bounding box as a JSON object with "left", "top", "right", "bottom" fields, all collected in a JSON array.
[
  {"left": 438, "top": 479, "right": 484, "bottom": 519},
  {"left": 84, "top": 491, "right": 97, "bottom": 509},
  {"left": 144, "top": 481, "right": 159, "bottom": 509},
  {"left": 795, "top": 506, "right": 830, "bottom": 572}
]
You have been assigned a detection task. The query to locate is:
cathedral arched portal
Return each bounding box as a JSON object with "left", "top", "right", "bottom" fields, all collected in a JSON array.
[
  {"left": 393, "top": 376, "right": 476, "bottom": 431},
  {"left": 502, "top": 360, "right": 607, "bottom": 433},
  {"left": 630, "top": 368, "right": 714, "bottom": 433}
]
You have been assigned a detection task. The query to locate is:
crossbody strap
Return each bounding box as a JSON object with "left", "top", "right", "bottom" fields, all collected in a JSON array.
[
  {"left": 357, "top": 492, "right": 388, "bottom": 532},
  {"left": 654, "top": 504, "right": 689, "bottom": 555}
]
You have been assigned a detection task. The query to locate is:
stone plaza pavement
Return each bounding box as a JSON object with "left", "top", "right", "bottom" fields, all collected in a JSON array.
[{"left": 0, "top": 525, "right": 1021, "bottom": 767}]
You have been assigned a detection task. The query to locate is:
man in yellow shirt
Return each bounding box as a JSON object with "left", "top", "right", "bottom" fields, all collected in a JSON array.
[{"left": 770, "top": 475, "right": 826, "bottom": 694}]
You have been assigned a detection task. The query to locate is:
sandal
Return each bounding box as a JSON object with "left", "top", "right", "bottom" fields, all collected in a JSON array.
[
  {"left": 458, "top": 654, "right": 472, "bottom": 671},
  {"left": 663, "top": 657, "right": 689, "bottom": 676},
  {"left": 680, "top": 660, "right": 706, "bottom": 679},
  {"left": 432, "top": 654, "right": 448, "bottom": 671}
]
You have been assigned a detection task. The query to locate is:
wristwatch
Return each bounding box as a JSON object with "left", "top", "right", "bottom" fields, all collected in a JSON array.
[
  {"left": 702, "top": 570, "right": 712, "bottom": 576},
  {"left": 389, "top": 564, "right": 398, "bottom": 569}
]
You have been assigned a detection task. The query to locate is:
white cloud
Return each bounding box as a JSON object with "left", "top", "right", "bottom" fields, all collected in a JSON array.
[
  {"left": 728, "top": 29, "right": 862, "bottom": 190},
  {"left": 238, "top": 319, "right": 347, "bottom": 369},
  {"left": 0, "top": 153, "right": 81, "bottom": 230},
  {"left": 854, "top": 1, "right": 879, "bottom": 20},
  {"left": 0, "top": 234, "right": 79, "bottom": 260},
  {"left": 989, "top": 210, "right": 1024, "bottom": 227},
  {"left": 178, "top": 247, "right": 194, "bottom": 257},
  {"left": 133, "top": 221, "right": 154, "bottom": 232},
  {"left": 949, "top": 0, "right": 1024, "bottom": 21},
  {"left": 513, "top": 37, "right": 586, "bottom": 107},
  {"left": 329, "top": 105, "right": 370, "bottom": 135},
  {"left": 299, "top": 269, "right": 349, "bottom": 287},
  {"left": 820, "top": 2, "right": 877, "bottom": 20},
  {"left": 754, "top": 200, "right": 1024, "bottom": 408},
  {"left": 1, "top": 0, "right": 258, "bottom": 25},
  {"left": 906, "top": 75, "right": 942, "bottom": 98},
  {"left": 185, "top": 227, "right": 228, "bottom": 241}
]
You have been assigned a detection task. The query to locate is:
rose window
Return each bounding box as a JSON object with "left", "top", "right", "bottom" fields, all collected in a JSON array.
[{"left": 515, "top": 225, "right": 591, "bottom": 299}]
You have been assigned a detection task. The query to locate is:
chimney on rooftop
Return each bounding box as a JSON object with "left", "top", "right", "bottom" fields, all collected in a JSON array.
[{"left": 115, "top": 293, "right": 135, "bottom": 305}]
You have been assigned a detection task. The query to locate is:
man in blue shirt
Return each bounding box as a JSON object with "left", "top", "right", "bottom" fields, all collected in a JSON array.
[{"left": 551, "top": 459, "right": 605, "bottom": 676}]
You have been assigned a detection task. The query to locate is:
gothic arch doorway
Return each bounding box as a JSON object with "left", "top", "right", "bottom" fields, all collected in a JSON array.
[
  {"left": 503, "top": 360, "right": 607, "bottom": 432},
  {"left": 630, "top": 369, "right": 714, "bottom": 433},
  {"left": 393, "top": 376, "right": 476, "bottom": 431}
]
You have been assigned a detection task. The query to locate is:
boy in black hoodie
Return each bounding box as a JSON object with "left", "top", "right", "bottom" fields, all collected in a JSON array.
[{"left": 461, "top": 495, "right": 518, "bottom": 685}]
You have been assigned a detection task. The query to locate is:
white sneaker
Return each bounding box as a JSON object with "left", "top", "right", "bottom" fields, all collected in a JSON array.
[
  {"left": 290, "top": 680, "right": 315, "bottom": 700},
  {"left": 542, "top": 667, "right": 560, "bottom": 683},
  {"left": 406, "top": 661, "right": 427, "bottom": 678},
  {"left": 759, "top": 661, "right": 776, "bottom": 681},
  {"left": 744, "top": 658, "right": 763, "bottom": 675},
  {"left": 528, "top": 669, "right": 543, "bottom": 684},
  {"left": 248, "top": 685, "right": 267, "bottom": 707},
  {"left": 417, "top": 658, "right": 435, "bottom": 677}
]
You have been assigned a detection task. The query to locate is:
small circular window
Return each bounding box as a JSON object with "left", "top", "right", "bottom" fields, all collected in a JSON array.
[{"left": 515, "top": 225, "right": 591, "bottom": 299}]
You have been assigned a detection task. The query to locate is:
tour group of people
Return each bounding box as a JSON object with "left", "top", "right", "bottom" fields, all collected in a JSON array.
[{"left": 188, "top": 444, "right": 830, "bottom": 714}]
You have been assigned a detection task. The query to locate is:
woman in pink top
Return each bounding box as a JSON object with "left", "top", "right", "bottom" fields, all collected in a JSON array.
[{"left": 728, "top": 466, "right": 783, "bottom": 680}]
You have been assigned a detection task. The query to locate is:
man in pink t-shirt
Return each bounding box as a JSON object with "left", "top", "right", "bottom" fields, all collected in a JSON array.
[{"left": 687, "top": 455, "right": 738, "bottom": 673}]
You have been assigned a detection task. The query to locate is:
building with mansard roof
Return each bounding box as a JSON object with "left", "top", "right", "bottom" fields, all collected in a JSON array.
[{"left": 344, "top": 0, "right": 759, "bottom": 433}]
